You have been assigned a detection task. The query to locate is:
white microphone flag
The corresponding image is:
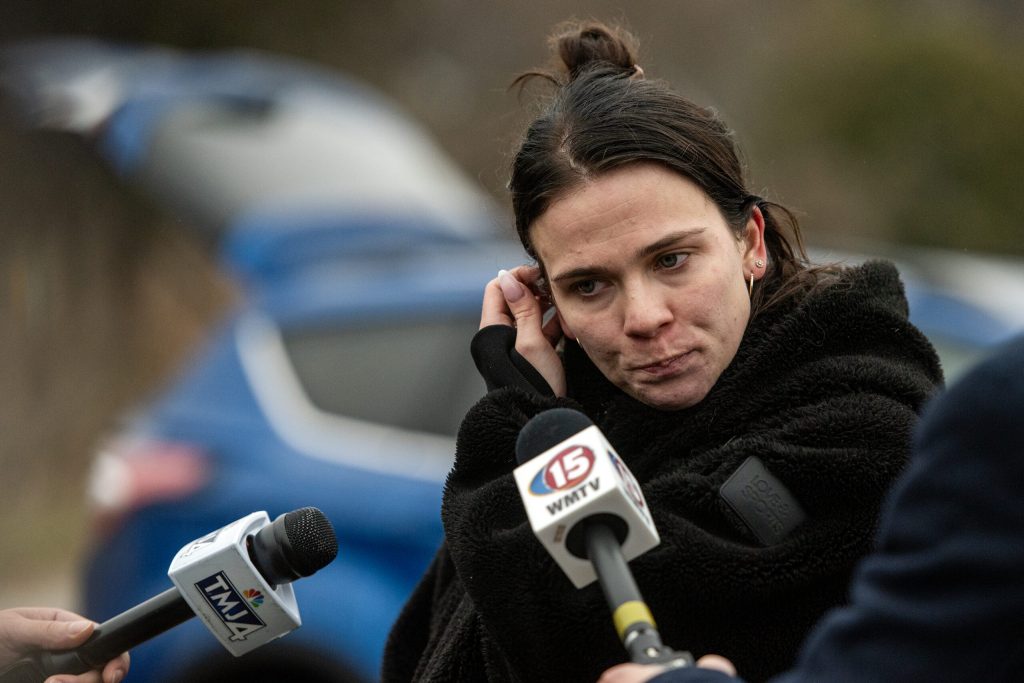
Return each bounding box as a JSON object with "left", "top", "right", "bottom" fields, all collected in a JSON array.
[
  {"left": 168, "top": 511, "right": 302, "bottom": 656},
  {"left": 513, "top": 424, "right": 659, "bottom": 588}
]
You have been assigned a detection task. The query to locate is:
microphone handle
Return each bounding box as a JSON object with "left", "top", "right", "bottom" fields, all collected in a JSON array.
[
  {"left": 0, "top": 588, "right": 194, "bottom": 682},
  {"left": 583, "top": 521, "right": 694, "bottom": 667}
]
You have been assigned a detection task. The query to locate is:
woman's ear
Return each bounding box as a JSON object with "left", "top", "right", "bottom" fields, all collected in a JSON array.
[{"left": 743, "top": 205, "right": 768, "bottom": 279}]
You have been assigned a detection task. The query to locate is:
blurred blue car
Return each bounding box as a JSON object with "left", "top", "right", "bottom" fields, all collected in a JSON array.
[
  {"left": 4, "top": 38, "right": 1024, "bottom": 683},
  {"left": 2, "top": 38, "right": 518, "bottom": 682},
  {"left": 82, "top": 235, "right": 522, "bottom": 683}
]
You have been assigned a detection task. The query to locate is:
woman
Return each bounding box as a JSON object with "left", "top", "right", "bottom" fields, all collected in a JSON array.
[{"left": 382, "top": 21, "right": 942, "bottom": 683}]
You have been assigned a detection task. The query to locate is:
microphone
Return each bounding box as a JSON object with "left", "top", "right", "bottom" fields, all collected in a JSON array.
[
  {"left": 513, "top": 408, "right": 693, "bottom": 667},
  {"left": 0, "top": 507, "right": 338, "bottom": 683}
]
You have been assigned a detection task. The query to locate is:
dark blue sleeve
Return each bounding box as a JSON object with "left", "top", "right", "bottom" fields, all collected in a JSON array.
[{"left": 769, "top": 336, "right": 1024, "bottom": 682}]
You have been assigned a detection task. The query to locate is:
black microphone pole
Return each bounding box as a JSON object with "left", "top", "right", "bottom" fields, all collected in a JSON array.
[
  {"left": 515, "top": 408, "right": 693, "bottom": 668},
  {"left": 583, "top": 520, "right": 692, "bottom": 666}
]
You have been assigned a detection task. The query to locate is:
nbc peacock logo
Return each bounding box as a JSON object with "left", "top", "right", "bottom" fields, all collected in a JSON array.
[{"left": 243, "top": 588, "right": 265, "bottom": 609}]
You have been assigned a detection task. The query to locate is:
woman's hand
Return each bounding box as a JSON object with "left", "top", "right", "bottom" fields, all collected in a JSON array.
[
  {"left": 0, "top": 607, "right": 130, "bottom": 683},
  {"left": 481, "top": 265, "right": 566, "bottom": 396}
]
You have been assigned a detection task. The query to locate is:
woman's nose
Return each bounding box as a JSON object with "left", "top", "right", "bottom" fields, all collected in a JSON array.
[{"left": 621, "top": 285, "right": 673, "bottom": 338}]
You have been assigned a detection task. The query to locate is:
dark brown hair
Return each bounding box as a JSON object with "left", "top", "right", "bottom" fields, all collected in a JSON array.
[{"left": 510, "top": 21, "right": 824, "bottom": 315}]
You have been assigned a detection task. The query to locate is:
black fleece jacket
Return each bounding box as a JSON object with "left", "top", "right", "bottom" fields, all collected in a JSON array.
[{"left": 382, "top": 261, "right": 943, "bottom": 683}]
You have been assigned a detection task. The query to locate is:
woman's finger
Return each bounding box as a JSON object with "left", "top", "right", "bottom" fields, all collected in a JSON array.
[
  {"left": 480, "top": 275, "right": 515, "bottom": 329},
  {"left": 497, "top": 269, "right": 566, "bottom": 395}
]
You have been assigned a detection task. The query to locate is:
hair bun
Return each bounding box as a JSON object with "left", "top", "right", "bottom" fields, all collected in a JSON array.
[{"left": 552, "top": 21, "right": 639, "bottom": 79}]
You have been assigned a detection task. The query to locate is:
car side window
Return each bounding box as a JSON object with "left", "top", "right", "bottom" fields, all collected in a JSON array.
[{"left": 282, "top": 316, "right": 486, "bottom": 436}]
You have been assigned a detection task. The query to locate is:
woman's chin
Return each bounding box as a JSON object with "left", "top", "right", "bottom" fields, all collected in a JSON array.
[{"left": 629, "top": 381, "right": 710, "bottom": 412}]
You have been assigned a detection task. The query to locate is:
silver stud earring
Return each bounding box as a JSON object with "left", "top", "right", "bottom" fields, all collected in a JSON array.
[{"left": 755, "top": 259, "right": 765, "bottom": 268}]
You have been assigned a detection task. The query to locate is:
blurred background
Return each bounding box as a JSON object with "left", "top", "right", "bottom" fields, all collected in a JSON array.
[{"left": 1, "top": 0, "right": 1022, "bottom": 680}]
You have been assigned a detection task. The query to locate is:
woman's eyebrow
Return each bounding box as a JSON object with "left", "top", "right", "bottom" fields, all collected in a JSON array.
[
  {"left": 551, "top": 264, "right": 613, "bottom": 284},
  {"left": 636, "top": 228, "right": 707, "bottom": 259},
  {"left": 551, "top": 228, "right": 707, "bottom": 284}
]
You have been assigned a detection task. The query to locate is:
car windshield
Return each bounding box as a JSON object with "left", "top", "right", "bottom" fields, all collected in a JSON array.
[{"left": 282, "top": 315, "right": 486, "bottom": 436}]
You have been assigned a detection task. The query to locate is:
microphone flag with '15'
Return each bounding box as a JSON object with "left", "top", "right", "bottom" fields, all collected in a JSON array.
[
  {"left": 514, "top": 408, "right": 694, "bottom": 668},
  {"left": 513, "top": 407, "right": 659, "bottom": 588},
  {"left": 0, "top": 507, "right": 338, "bottom": 683}
]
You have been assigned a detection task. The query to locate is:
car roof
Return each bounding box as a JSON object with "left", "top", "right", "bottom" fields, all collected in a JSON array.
[{"left": 248, "top": 238, "right": 525, "bottom": 326}]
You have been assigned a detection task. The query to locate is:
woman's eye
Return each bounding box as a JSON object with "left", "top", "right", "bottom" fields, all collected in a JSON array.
[
  {"left": 656, "top": 253, "right": 688, "bottom": 270},
  {"left": 571, "top": 279, "right": 606, "bottom": 297}
]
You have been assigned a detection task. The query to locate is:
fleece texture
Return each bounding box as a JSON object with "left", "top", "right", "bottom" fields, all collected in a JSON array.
[{"left": 382, "top": 261, "right": 943, "bottom": 683}]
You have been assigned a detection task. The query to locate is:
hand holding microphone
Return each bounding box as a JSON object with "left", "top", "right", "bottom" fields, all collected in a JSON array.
[
  {"left": 513, "top": 408, "right": 693, "bottom": 668},
  {"left": 0, "top": 507, "right": 337, "bottom": 683},
  {"left": 0, "top": 609, "right": 129, "bottom": 683}
]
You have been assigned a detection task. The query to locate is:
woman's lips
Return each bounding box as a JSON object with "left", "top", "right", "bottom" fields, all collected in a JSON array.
[{"left": 635, "top": 352, "right": 692, "bottom": 377}]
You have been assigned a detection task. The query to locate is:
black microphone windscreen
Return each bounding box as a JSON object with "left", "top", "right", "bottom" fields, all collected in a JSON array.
[
  {"left": 282, "top": 507, "right": 339, "bottom": 577},
  {"left": 515, "top": 408, "right": 594, "bottom": 465}
]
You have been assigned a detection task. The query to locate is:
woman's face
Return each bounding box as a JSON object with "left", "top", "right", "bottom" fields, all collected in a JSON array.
[{"left": 531, "top": 162, "right": 765, "bottom": 410}]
